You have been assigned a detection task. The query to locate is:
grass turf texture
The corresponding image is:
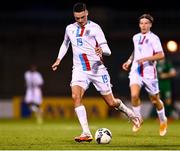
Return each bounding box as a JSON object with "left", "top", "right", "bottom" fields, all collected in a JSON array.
[{"left": 0, "top": 118, "right": 180, "bottom": 150}]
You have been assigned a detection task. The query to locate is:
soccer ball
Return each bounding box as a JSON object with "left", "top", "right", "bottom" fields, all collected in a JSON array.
[{"left": 95, "top": 128, "right": 112, "bottom": 144}]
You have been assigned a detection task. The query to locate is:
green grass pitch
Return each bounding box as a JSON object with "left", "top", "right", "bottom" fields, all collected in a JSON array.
[{"left": 0, "top": 118, "right": 180, "bottom": 150}]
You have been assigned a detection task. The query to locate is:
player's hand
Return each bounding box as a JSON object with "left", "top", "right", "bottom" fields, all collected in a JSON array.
[
  {"left": 52, "top": 59, "right": 61, "bottom": 71},
  {"left": 122, "top": 61, "right": 131, "bottom": 71},
  {"left": 95, "top": 47, "right": 103, "bottom": 58}
]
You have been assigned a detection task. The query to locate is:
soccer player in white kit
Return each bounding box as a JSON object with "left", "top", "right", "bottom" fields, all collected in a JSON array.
[
  {"left": 24, "top": 64, "right": 44, "bottom": 124},
  {"left": 122, "top": 14, "right": 167, "bottom": 136},
  {"left": 52, "top": 3, "right": 140, "bottom": 142}
]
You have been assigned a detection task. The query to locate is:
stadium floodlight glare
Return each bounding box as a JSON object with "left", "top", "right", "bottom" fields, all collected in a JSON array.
[{"left": 166, "top": 40, "right": 178, "bottom": 52}]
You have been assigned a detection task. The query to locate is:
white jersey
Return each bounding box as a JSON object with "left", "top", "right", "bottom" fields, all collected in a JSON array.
[
  {"left": 57, "top": 20, "right": 111, "bottom": 71},
  {"left": 24, "top": 70, "right": 44, "bottom": 105},
  {"left": 130, "top": 31, "right": 163, "bottom": 79},
  {"left": 56, "top": 20, "right": 113, "bottom": 94}
]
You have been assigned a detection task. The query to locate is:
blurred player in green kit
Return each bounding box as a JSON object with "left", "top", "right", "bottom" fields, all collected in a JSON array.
[{"left": 151, "top": 58, "right": 176, "bottom": 119}]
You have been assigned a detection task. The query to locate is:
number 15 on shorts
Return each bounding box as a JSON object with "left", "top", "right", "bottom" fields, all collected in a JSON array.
[{"left": 102, "top": 75, "right": 108, "bottom": 83}]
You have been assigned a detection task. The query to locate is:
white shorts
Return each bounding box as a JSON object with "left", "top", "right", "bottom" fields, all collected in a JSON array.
[
  {"left": 70, "top": 66, "right": 112, "bottom": 95},
  {"left": 25, "top": 88, "right": 42, "bottom": 105},
  {"left": 129, "top": 72, "right": 159, "bottom": 95}
]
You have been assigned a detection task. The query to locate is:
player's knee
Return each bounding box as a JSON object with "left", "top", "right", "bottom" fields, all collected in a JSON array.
[
  {"left": 131, "top": 94, "right": 139, "bottom": 102},
  {"left": 150, "top": 96, "right": 160, "bottom": 106},
  {"left": 150, "top": 95, "right": 158, "bottom": 104},
  {"left": 151, "top": 100, "right": 157, "bottom": 106},
  {"left": 72, "top": 93, "right": 81, "bottom": 101}
]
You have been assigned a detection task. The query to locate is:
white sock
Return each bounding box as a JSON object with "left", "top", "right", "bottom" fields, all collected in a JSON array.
[
  {"left": 156, "top": 100, "right": 167, "bottom": 123},
  {"left": 30, "top": 105, "right": 39, "bottom": 112},
  {"left": 75, "top": 105, "right": 91, "bottom": 135},
  {"left": 132, "top": 106, "right": 142, "bottom": 120},
  {"left": 116, "top": 99, "right": 132, "bottom": 115}
]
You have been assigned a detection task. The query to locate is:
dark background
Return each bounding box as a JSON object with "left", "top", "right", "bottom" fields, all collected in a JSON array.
[{"left": 0, "top": 0, "right": 180, "bottom": 99}]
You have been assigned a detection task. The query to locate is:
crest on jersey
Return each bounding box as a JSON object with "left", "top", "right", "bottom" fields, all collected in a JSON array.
[{"left": 85, "top": 30, "right": 90, "bottom": 36}]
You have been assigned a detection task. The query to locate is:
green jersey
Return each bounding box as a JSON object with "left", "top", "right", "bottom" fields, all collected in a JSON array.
[
  {"left": 157, "top": 60, "right": 174, "bottom": 90},
  {"left": 157, "top": 60, "right": 175, "bottom": 99}
]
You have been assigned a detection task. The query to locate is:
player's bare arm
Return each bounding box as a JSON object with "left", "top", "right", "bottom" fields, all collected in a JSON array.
[
  {"left": 52, "top": 59, "right": 61, "bottom": 71},
  {"left": 160, "top": 69, "right": 176, "bottom": 79},
  {"left": 137, "top": 51, "right": 164, "bottom": 64},
  {"left": 122, "top": 52, "right": 134, "bottom": 71}
]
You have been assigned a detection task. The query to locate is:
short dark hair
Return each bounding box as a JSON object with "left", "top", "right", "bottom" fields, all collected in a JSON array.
[
  {"left": 139, "top": 14, "right": 154, "bottom": 23},
  {"left": 73, "top": 2, "right": 87, "bottom": 12}
]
